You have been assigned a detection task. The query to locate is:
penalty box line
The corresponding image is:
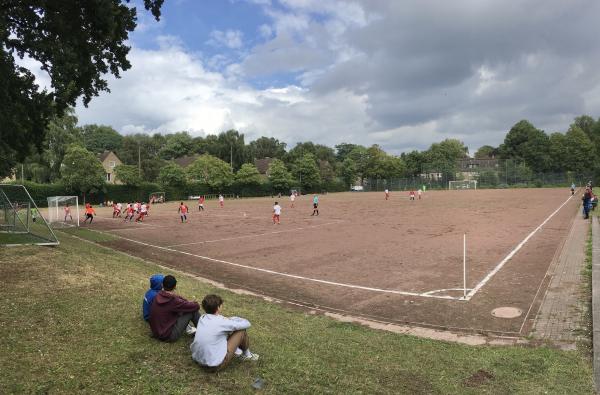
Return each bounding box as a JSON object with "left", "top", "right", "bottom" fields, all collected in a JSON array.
[
  {"left": 464, "top": 193, "right": 575, "bottom": 301},
  {"left": 167, "top": 220, "right": 344, "bottom": 247},
  {"left": 110, "top": 233, "right": 460, "bottom": 300}
]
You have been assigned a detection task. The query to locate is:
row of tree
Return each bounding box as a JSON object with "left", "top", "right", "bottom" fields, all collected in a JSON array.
[{"left": 14, "top": 107, "right": 600, "bottom": 195}]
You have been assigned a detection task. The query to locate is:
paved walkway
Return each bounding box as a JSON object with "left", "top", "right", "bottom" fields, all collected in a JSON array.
[{"left": 531, "top": 213, "right": 588, "bottom": 348}]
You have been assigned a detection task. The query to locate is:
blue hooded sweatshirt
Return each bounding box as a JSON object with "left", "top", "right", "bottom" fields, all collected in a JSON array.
[{"left": 143, "top": 274, "right": 164, "bottom": 321}]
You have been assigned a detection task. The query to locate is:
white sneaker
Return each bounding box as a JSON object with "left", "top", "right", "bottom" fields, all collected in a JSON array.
[
  {"left": 234, "top": 348, "right": 243, "bottom": 356},
  {"left": 185, "top": 323, "right": 196, "bottom": 335},
  {"left": 241, "top": 352, "right": 259, "bottom": 361}
]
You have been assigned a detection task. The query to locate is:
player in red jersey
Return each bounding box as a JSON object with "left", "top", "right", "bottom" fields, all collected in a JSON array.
[{"left": 178, "top": 202, "right": 189, "bottom": 223}]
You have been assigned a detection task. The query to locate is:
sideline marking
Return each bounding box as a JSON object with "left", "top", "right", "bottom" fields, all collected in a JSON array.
[
  {"left": 464, "top": 194, "right": 574, "bottom": 301},
  {"left": 110, "top": 233, "right": 458, "bottom": 300},
  {"left": 167, "top": 221, "right": 343, "bottom": 247}
]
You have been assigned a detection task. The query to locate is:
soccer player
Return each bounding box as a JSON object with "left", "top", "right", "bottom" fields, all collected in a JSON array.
[
  {"left": 311, "top": 194, "right": 319, "bottom": 216},
  {"left": 290, "top": 192, "right": 295, "bottom": 208},
  {"left": 83, "top": 205, "right": 96, "bottom": 224},
  {"left": 116, "top": 202, "right": 123, "bottom": 217},
  {"left": 218, "top": 194, "right": 224, "bottom": 208},
  {"left": 136, "top": 202, "right": 148, "bottom": 222},
  {"left": 133, "top": 201, "right": 140, "bottom": 214},
  {"left": 273, "top": 201, "right": 281, "bottom": 225},
  {"left": 124, "top": 203, "right": 134, "bottom": 222},
  {"left": 179, "top": 202, "right": 189, "bottom": 223},
  {"left": 418, "top": 189, "right": 423, "bottom": 200},
  {"left": 112, "top": 202, "right": 120, "bottom": 218},
  {"left": 64, "top": 204, "right": 73, "bottom": 222},
  {"left": 384, "top": 189, "right": 389, "bottom": 200},
  {"left": 409, "top": 190, "right": 415, "bottom": 201},
  {"left": 198, "top": 196, "right": 205, "bottom": 211},
  {"left": 571, "top": 183, "right": 576, "bottom": 195}
]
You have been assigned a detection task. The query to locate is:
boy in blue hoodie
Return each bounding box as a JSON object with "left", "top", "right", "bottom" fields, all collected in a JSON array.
[{"left": 143, "top": 274, "right": 164, "bottom": 321}]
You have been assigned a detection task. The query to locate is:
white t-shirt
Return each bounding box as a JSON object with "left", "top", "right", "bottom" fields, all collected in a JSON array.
[
  {"left": 418, "top": 190, "right": 422, "bottom": 195},
  {"left": 219, "top": 196, "right": 224, "bottom": 202},
  {"left": 274, "top": 204, "right": 282, "bottom": 215},
  {"left": 190, "top": 314, "right": 251, "bottom": 367},
  {"left": 117, "top": 203, "right": 122, "bottom": 210},
  {"left": 290, "top": 194, "right": 295, "bottom": 201},
  {"left": 134, "top": 203, "right": 139, "bottom": 211},
  {"left": 385, "top": 189, "right": 389, "bottom": 194},
  {"left": 140, "top": 204, "right": 147, "bottom": 213}
]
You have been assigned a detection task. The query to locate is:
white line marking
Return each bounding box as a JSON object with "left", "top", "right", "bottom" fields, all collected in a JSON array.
[
  {"left": 464, "top": 194, "right": 574, "bottom": 301},
  {"left": 167, "top": 221, "right": 343, "bottom": 247},
  {"left": 111, "top": 233, "right": 459, "bottom": 300}
]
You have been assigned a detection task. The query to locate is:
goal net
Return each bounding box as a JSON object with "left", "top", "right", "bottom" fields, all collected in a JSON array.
[
  {"left": 47, "top": 196, "right": 80, "bottom": 228},
  {"left": 449, "top": 180, "right": 477, "bottom": 190},
  {"left": 0, "top": 184, "right": 59, "bottom": 246},
  {"left": 149, "top": 191, "right": 166, "bottom": 204}
]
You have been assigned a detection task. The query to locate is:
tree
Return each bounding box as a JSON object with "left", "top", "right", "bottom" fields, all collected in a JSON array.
[
  {"left": 1, "top": 0, "right": 164, "bottom": 178},
  {"left": 61, "top": 145, "right": 105, "bottom": 194},
  {"left": 80, "top": 124, "right": 123, "bottom": 154},
  {"left": 499, "top": 120, "right": 550, "bottom": 172},
  {"left": 42, "top": 108, "right": 81, "bottom": 181},
  {"left": 119, "top": 134, "right": 165, "bottom": 165},
  {"left": 216, "top": 130, "right": 248, "bottom": 171},
  {"left": 159, "top": 132, "right": 194, "bottom": 160},
  {"left": 401, "top": 150, "right": 426, "bottom": 177},
  {"left": 248, "top": 137, "right": 287, "bottom": 160},
  {"left": 114, "top": 164, "right": 142, "bottom": 187},
  {"left": 187, "top": 154, "right": 233, "bottom": 190},
  {"left": 335, "top": 143, "right": 360, "bottom": 162},
  {"left": 573, "top": 115, "right": 596, "bottom": 140},
  {"left": 347, "top": 146, "right": 369, "bottom": 182},
  {"left": 474, "top": 145, "right": 498, "bottom": 159},
  {"left": 140, "top": 158, "right": 166, "bottom": 182},
  {"left": 424, "top": 139, "right": 468, "bottom": 177},
  {"left": 158, "top": 163, "right": 187, "bottom": 187},
  {"left": 563, "top": 125, "right": 595, "bottom": 173},
  {"left": 236, "top": 163, "right": 263, "bottom": 187},
  {"left": 292, "top": 153, "right": 321, "bottom": 190},
  {"left": 548, "top": 133, "right": 568, "bottom": 172},
  {"left": 340, "top": 158, "right": 358, "bottom": 187},
  {"left": 268, "top": 159, "right": 293, "bottom": 191}
]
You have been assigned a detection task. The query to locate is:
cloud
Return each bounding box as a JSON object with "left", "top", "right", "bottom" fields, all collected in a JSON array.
[
  {"left": 207, "top": 29, "right": 244, "bottom": 49},
  {"left": 75, "top": 0, "right": 600, "bottom": 154}
]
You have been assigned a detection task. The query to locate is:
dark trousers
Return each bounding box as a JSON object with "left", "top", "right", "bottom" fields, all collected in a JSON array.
[{"left": 168, "top": 311, "right": 201, "bottom": 342}]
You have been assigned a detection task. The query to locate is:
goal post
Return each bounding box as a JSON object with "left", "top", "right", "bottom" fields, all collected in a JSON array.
[
  {"left": 47, "top": 196, "right": 80, "bottom": 228},
  {"left": 149, "top": 191, "right": 166, "bottom": 204},
  {"left": 0, "top": 184, "right": 59, "bottom": 246},
  {"left": 449, "top": 180, "right": 477, "bottom": 190}
]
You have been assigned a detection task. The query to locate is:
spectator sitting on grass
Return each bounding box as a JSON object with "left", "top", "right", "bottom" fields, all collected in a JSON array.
[
  {"left": 149, "top": 275, "right": 200, "bottom": 342},
  {"left": 142, "top": 274, "right": 164, "bottom": 321},
  {"left": 190, "top": 294, "right": 259, "bottom": 372}
]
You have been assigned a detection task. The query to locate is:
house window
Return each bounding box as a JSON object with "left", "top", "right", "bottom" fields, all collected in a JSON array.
[
  {"left": 106, "top": 173, "right": 111, "bottom": 182},
  {"left": 109, "top": 161, "right": 116, "bottom": 168}
]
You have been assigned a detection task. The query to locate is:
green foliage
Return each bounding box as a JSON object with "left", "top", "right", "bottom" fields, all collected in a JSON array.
[
  {"left": 564, "top": 125, "right": 595, "bottom": 173},
  {"left": 159, "top": 132, "right": 194, "bottom": 160},
  {"left": 235, "top": 163, "right": 263, "bottom": 186},
  {"left": 187, "top": 154, "right": 233, "bottom": 190},
  {"left": 499, "top": 120, "right": 550, "bottom": 172},
  {"left": 80, "top": 124, "right": 123, "bottom": 154},
  {"left": 248, "top": 136, "right": 286, "bottom": 160},
  {"left": 60, "top": 145, "right": 105, "bottom": 194},
  {"left": 157, "top": 163, "right": 187, "bottom": 188},
  {"left": 474, "top": 145, "right": 498, "bottom": 159},
  {"left": 0, "top": 1, "right": 163, "bottom": 178},
  {"left": 268, "top": 159, "right": 293, "bottom": 191},
  {"left": 43, "top": 109, "right": 81, "bottom": 181},
  {"left": 114, "top": 164, "right": 142, "bottom": 187},
  {"left": 292, "top": 153, "right": 322, "bottom": 190},
  {"left": 401, "top": 150, "right": 426, "bottom": 177},
  {"left": 118, "top": 134, "right": 166, "bottom": 165},
  {"left": 340, "top": 158, "right": 358, "bottom": 187},
  {"left": 424, "top": 139, "right": 468, "bottom": 177}
]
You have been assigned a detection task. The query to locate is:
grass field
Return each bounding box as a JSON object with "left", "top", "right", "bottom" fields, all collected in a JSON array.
[{"left": 0, "top": 230, "right": 593, "bottom": 394}]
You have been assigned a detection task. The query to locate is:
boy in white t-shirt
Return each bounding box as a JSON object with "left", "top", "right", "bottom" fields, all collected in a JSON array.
[
  {"left": 190, "top": 294, "right": 259, "bottom": 372},
  {"left": 290, "top": 193, "right": 295, "bottom": 208},
  {"left": 273, "top": 202, "right": 281, "bottom": 224}
]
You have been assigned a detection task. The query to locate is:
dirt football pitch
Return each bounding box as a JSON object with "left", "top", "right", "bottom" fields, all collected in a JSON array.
[{"left": 85, "top": 188, "right": 580, "bottom": 336}]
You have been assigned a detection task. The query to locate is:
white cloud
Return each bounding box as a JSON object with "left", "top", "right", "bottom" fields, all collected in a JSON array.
[{"left": 207, "top": 29, "right": 244, "bottom": 49}]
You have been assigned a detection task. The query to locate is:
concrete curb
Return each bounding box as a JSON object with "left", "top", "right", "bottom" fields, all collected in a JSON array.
[{"left": 591, "top": 216, "right": 600, "bottom": 394}]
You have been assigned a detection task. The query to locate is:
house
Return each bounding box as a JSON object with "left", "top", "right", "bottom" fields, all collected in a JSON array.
[
  {"left": 98, "top": 151, "right": 122, "bottom": 184},
  {"left": 173, "top": 155, "right": 200, "bottom": 168},
  {"left": 457, "top": 158, "right": 499, "bottom": 180},
  {"left": 254, "top": 158, "right": 274, "bottom": 175}
]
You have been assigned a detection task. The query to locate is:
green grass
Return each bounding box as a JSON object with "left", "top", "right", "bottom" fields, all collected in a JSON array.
[{"left": 0, "top": 233, "right": 594, "bottom": 394}]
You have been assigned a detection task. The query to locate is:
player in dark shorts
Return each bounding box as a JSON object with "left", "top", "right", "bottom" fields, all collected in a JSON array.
[{"left": 311, "top": 194, "right": 319, "bottom": 216}]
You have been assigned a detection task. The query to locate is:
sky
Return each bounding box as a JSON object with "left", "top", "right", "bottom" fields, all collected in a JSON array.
[{"left": 70, "top": 0, "right": 600, "bottom": 155}]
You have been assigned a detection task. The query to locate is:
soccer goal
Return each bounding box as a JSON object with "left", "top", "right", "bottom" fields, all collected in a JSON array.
[
  {"left": 149, "top": 191, "right": 166, "bottom": 204},
  {"left": 47, "top": 196, "right": 80, "bottom": 228},
  {"left": 0, "top": 184, "right": 59, "bottom": 246},
  {"left": 449, "top": 180, "right": 477, "bottom": 190}
]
